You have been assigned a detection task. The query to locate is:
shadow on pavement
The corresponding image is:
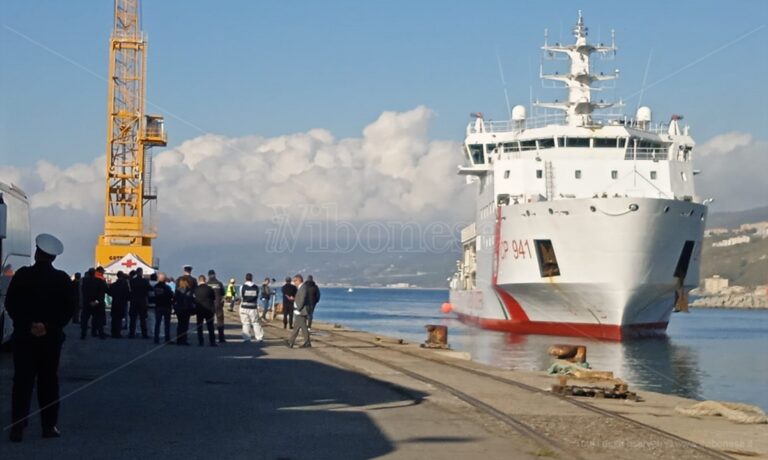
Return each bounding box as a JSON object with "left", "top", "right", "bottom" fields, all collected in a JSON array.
[{"left": 0, "top": 322, "right": 424, "bottom": 459}]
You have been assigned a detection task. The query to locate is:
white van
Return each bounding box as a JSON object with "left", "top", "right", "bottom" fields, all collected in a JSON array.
[{"left": 0, "top": 182, "right": 32, "bottom": 345}]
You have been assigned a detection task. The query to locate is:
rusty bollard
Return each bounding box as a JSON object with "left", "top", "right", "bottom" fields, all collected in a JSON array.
[
  {"left": 422, "top": 324, "right": 448, "bottom": 349},
  {"left": 548, "top": 344, "right": 587, "bottom": 364}
]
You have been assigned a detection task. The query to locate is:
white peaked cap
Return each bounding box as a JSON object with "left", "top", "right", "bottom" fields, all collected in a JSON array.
[{"left": 36, "top": 233, "right": 64, "bottom": 256}]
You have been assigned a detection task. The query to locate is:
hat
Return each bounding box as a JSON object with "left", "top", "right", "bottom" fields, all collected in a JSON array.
[
  {"left": 35, "top": 233, "right": 64, "bottom": 256},
  {"left": 208, "top": 269, "right": 216, "bottom": 276},
  {"left": 229, "top": 278, "right": 235, "bottom": 283},
  {"left": 183, "top": 265, "right": 193, "bottom": 271}
]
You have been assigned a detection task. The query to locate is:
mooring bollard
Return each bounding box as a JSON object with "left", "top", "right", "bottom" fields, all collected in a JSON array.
[{"left": 423, "top": 324, "right": 448, "bottom": 348}]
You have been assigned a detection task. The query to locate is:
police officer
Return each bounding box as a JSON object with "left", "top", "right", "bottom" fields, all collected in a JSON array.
[
  {"left": 108, "top": 271, "right": 130, "bottom": 338},
  {"left": 5, "top": 234, "right": 76, "bottom": 442},
  {"left": 206, "top": 269, "right": 226, "bottom": 343}
]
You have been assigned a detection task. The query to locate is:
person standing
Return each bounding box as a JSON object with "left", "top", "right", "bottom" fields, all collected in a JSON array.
[
  {"left": 81, "top": 267, "right": 107, "bottom": 340},
  {"left": 306, "top": 274, "right": 321, "bottom": 330},
  {"left": 153, "top": 273, "right": 174, "bottom": 344},
  {"left": 206, "top": 269, "right": 226, "bottom": 343},
  {"left": 259, "top": 277, "right": 272, "bottom": 321},
  {"left": 194, "top": 275, "right": 216, "bottom": 347},
  {"left": 225, "top": 278, "right": 237, "bottom": 312},
  {"left": 5, "top": 234, "right": 76, "bottom": 442},
  {"left": 108, "top": 271, "right": 130, "bottom": 338},
  {"left": 281, "top": 276, "right": 296, "bottom": 329},
  {"left": 71, "top": 272, "right": 82, "bottom": 324},
  {"left": 128, "top": 268, "right": 150, "bottom": 338},
  {"left": 287, "top": 274, "right": 311, "bottom": 348},
  {"left": 146, "top": 273, "right": 158, "bottom": 338},
  {"left": 239, "top": 273, "right": 263, "bottom": 342},
  {"left": 173, "top": 276, "right": 195, "bottom": 345}
]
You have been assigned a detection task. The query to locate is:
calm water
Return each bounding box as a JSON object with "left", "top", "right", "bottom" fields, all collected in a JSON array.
[{"left": 314, "top": 288, "right": 768, "bottom": 410}]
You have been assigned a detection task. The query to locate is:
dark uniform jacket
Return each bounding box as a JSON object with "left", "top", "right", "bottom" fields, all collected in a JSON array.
[
  {"left": 193, "top": 284, "right": 215, "bottom": 313},
  {"left": 108, "top": 277, "right": 131, "bottom": 308},
  {"left": 154, "top": 282, "right": 174, "bottom": 310},
  {"left": 5, "top": 261, "right": 76, "bottom": 341},
  {"left": 281, "top": 282, "right": 297, "bottom": 309},
  {"left": 306, "top": 280, "right": 321, "bottom": 308},
  {"left": 82, "top": 275, "right": 107, "bottom": 309},
  {"left": 129, "top": 276, "right": 151, "bottom": 306},
  {"left": 206, "top": 276, "right": 225, "bottom": 304}
]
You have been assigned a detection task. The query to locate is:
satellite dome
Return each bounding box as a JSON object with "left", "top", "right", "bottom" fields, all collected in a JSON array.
[
  {"left": 512, "top": 105, "right": 527, "bottom": 121},
  {"left": 636, "top": 106, "right": 652, "bottom": 123}
]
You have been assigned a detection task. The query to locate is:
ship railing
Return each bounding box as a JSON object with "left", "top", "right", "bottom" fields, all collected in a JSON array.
[{"left": 467, "top": 113, "right": 669, "bottom": 134}]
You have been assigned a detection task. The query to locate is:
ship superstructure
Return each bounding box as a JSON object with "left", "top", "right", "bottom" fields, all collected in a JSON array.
[{"left": 449, "top": 12, "right": 707, "bottom": 340}]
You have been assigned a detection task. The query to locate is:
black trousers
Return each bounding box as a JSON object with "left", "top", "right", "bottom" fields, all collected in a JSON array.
[
  {"left": 154, "top": 308, "right": 172, "bottom": 342},
  {"left": 175, "top": 311, "right": 191, "bottom": 344},
  {"left": 283, "top": 305, "right": 294, "bottom": 329},
  {"left": 111, "top": 302, "right": 127, "bottom": 337},
  {"left": 81, "top": 304, "right": 105, "bottom": 338},
  {"left": 11, "top": 337, "right": 63, "bottom": 431},
  {"left": 129, "top": 302, "right": 148, "bottom": 337},
  {"left": 196, "top": 310, "right": 215, "bottom": 345}
]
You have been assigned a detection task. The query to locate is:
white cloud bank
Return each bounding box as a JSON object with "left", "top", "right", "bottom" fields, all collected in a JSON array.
[
  {"left": 693, "top": 132, "right": 768, "bottom": 212},
  {"left": 1, "top": 106, "right": 471, "bottom": 223}
]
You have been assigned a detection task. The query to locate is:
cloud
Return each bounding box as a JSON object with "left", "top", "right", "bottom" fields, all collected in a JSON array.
[
  {"left": 694, "top": 132, "right": 768, "bottom": 212},
  {"left": 0, "top": 107, "right": 474, "bottom": 273}
]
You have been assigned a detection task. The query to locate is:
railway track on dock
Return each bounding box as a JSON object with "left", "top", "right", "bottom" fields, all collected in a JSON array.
[{"left": 284, "top": 326, "right": 733, "bottom": 460}]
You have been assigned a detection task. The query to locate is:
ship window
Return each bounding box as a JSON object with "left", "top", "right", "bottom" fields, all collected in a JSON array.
[
  {"left": 520, "top": 140, "right": 537, "bottom": 151},
  {"left": 568, "top": 138, "right": 590, "bottom": 148},
  {"left": 534, "top": 239, "right": 561, "bottom": 277},
  {"left": 536, "top": 169, "right": 543, "bottom": 179},
  {"left": 538, "top": 138, "right": 555, "bottom": 149},
  {"left": 650, "top": 171, "right": 657, "bottom": 180},
  {"left": 594, "top": 138, "right": 617, "bottom": 148},
  {"left": 575, "top": 170, "right": 582, "bottom": 179},
  {"left": 504, "top": 170, "right": 510, "bottom": 179},
  {"left": 468, "top": 144, "right": 485, "bottom": 164},
  {"left": 611, "top": 170, "right": 618, "bottom": 179},
  {"left": 556, "top": 137, "right": 565, "bottom": 147},
  {"left": 503, "top": 142, "right": 517, "bottom": 153},
  {"left": 486, "top": 144, "right": 499, "bottom": 155}
]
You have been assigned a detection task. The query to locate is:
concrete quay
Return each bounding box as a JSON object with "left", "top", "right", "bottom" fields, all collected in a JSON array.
[{"left": 1, "top": 311, "right": 765, "bottom": 460}]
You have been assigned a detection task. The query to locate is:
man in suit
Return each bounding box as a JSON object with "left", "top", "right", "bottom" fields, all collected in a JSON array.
[{"left": 286, "top": 274, "right": 311, "bottom": 348}]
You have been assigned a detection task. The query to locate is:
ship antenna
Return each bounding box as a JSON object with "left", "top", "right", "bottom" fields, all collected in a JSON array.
[
  {"left": 496, "top": 49, "right": 512, "bottom": 118},
  {"left": 637, "top": 49, "right": 654, "bottom": 110}
]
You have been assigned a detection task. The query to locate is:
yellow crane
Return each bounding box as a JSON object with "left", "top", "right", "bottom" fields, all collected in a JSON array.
[{"left": 95, "top": 0, "right": 165, "bottom": 268}]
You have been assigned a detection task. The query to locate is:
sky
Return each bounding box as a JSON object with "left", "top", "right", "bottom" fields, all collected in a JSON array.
[{"left": 1, "top": 0, "right": 767, "bottom": 275}]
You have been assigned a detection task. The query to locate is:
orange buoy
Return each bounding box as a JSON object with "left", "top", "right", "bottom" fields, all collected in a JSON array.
[{"left": 441, "top": 302, "right": 453, "bottom": 314}]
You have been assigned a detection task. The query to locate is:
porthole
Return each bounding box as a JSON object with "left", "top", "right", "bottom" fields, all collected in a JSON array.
[{"left": 589, "top": 206, "right": 596, "bottom": 212}]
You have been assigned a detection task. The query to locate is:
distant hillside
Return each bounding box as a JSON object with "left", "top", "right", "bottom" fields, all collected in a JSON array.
[
  {"left": 706, "top": 205, "right": 768, "bottom": 229},
  {"left": 699, "top": 235, "right": 768, "bottom": 287}
]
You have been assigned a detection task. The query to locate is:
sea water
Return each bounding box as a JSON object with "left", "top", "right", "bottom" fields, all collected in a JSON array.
[{"left": 314, "top": 288, "right": 768, "bottom": 410}]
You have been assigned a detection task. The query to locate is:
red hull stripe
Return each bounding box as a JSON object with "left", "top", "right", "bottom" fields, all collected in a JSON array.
[
  {"left": 491, "top": 206, "right": 529, "bottom": 321},
  {"left": 455, "top": 312, "right": 668, "bottom": 341}
]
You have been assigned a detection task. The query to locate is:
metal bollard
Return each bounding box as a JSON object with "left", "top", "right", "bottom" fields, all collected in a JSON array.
[{"left": 423, "top": 324, "right": 448, "bottom": 348}]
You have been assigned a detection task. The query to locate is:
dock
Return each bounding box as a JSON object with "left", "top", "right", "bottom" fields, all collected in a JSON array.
[{"left": 1, "top": 311, "right": 765, "bottom": 459}]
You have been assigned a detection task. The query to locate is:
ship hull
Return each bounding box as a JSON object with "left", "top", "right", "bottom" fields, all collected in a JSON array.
[{"left": 450, "top": 197, "right": 706, "bottom": 341}]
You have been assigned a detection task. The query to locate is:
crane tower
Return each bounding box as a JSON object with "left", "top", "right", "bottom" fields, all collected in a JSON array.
[{"left": 94, "top": 0, "right": 165, "bottom": 268}]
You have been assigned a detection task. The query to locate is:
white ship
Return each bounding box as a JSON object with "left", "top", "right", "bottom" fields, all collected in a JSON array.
[{"left": 449, "top": 12, "right": 707, "bottom": 340}]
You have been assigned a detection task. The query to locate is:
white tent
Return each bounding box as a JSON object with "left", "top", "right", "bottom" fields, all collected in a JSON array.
[{"left": 104, "top": 253, "right": 155, "bottom": 275}]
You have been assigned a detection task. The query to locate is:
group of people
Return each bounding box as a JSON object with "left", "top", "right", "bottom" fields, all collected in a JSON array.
[
  {"left": 73, "top": 265, "right": 229, "bottom": 346},
  {"left": 4, "top": 232, "right": 323, "bottom": 442}
]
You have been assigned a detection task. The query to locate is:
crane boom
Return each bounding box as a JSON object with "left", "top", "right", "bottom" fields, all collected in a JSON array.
[{"left": 95, "top": 0, "right": 165, "bottom": 268}]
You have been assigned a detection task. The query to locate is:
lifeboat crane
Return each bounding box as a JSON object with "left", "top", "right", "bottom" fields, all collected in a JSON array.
[{"left": 94, "top": 0, "right": 166, "bottom": 268}]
